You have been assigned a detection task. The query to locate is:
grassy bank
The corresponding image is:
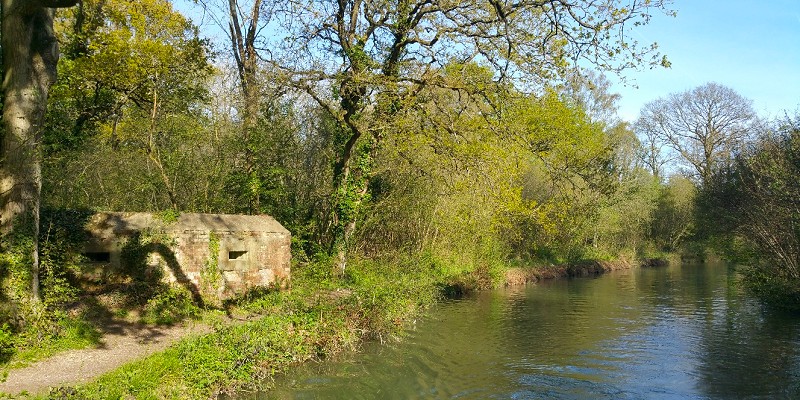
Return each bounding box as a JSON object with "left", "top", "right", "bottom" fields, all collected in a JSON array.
[
  {"left": 3, "top": 251, "right": 663, "bottom": 399},
  {"left": 28, "top": 254, "right": 454, "bottom": 398}
]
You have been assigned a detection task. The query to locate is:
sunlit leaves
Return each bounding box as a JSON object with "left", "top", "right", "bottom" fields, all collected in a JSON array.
[
  {"left": 53, "top": 0, "right": 213, "bottom": 127},
  {"left": 44, "top": 0, "right": 215, "bottom": 211}
]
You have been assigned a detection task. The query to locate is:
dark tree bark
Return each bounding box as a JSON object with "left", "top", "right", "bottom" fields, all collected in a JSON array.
[{"left": 1, "top": 0, "right": 77, "bottom": 300}]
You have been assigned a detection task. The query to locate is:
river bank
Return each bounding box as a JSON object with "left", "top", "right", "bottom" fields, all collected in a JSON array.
[
  {"left": 0, "top": 254, "right": 667, "bottom": 398},
  {"left": 258, "top": 262, "right": 797, "bottom": 399}
]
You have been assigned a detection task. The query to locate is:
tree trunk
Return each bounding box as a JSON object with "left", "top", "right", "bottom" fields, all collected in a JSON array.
[
  {"left": 226, "top": 0, "right": 262, "bottom": 214},
  {"left": 333, "top": 175, "right": 370, "bottom": 275},
  {"left": 1, "top": 0, "right": 76, "bottom": 300}
]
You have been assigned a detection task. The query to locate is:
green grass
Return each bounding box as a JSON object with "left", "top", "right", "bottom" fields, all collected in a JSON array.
[
  {"left": 5, "top": 248, "right": 650, "bottom": 399},
  {"left": 2, "top": 316, "right": 102, "bottom": 369},
  {"left": 40, "top": 254, "right": 454, "bottom": 398}
]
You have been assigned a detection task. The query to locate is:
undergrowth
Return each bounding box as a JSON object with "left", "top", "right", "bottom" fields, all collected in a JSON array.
[
  {"left": 0, "top": 209, "right": 203, "bottom": 369},
  {"left": 0, "top": 237, "right": 653, "bottom": 398},
  {"left": 35, "top": 251, "right": 496, "bottom": 398}
]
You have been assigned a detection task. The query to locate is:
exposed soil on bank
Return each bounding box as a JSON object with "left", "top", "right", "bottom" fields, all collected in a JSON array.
[
  {"left": 503, "top": 258, "right": 666, "bottom": 286},
  {"left": 0, "top": 320, "right": 210, "bottom": 397}
]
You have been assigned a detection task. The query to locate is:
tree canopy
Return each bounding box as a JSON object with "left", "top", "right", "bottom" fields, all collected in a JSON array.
[{"left": 635, "top": 82, "right": 758, "bottom": 184}]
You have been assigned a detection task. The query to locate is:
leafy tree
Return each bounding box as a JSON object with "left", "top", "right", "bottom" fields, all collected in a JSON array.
[
  {"left": 582, "top": 122, "right": 661, "bottom": 258},
  {"left": 635, "top": 114, "right": 672, "bottom": 181},
  {"left": 559, "top": 69, "right": 622, "bottom": 127},
  {"left": 43, "top": 0, "right": 214, "bottom": 211},
  {"left": 635, "top": 82, "right": 758, "bottom": 184},
  {"left": 363, "top": 63, "right": 522, "bottom": 257},
  {"left": 651, "top": 175, "right": 696, "bottom": 251},
  {"left": 353, "top": 62, "right": 629, "bottom": 264},
  {"left": 256, "top": 0, "right": 673, "bottom": 271},
  {"left": 588, "top": 169, "right": 659, "bottom": 258},
  {"left": 503, "top": 90, "right": 618, "bottom": 260}
]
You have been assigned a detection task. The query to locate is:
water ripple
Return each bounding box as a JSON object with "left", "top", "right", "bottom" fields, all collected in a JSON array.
[{"left": 252, "top": 264, "right": 800, "bottom": 399}]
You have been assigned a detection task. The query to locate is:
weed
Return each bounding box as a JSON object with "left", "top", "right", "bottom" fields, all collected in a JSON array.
[
  {"left": 0, "top": 324, "right": 13, "bottom": 363},
  {"left": 142, "top": 287, "right": 201, "bottom": 325}
]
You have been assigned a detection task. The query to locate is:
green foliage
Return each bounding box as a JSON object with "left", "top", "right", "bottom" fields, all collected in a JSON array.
[
  {"left": 587, "top": 169, "right": 661, "bottom": 258},
  {"left": 352, "top": 71, "right": 669, "bottom": 267},
  {"left": 651, "top": 175, "right": 697, "bottom": 252},
  {"left": 0, "top": 229, "right": 35, "bottom": 311},
  {"left": 739, "top": 266, "right": 800, "bottom": 312},
  {"left": 155, "top": 209, "right": 180, "bottom": 224},
  {"left": 0, "top": 324, "right": 14, "bottom": 363},
  {"left": 39, "top": 1, "right": 673, "bottom": 273},
  {"left": 253, "top": 0, "right": 671, "bottom": 268},
  {"left": 38, "top": 210, "right": 91, "bottom": 311},
  {"left": 221, "top": 99, "right": 305, "bottom": 216},
  {"left": 700, "top": 113, "right": 800, "bottom": 308},
  {"left": 45, "top": 0, "right": 214, "bottom": 212},
  {"left": 113, "top": 229, "right": 208, "bottom": 317},
  {"left": 332, "top": 136, "right": 375, "bottom": 252},
  {"left": 48, "top": 0, "right": 212, "bottom": 148},
  {"left": 200, "top": 232, "right": 222, "bottom": 303},
  {"left": 142, "top": 287, "right": 200, "bottom": 325},
  {"left": 0, "top": 209, "right": 101, "bottom": 365},
  {"left": 499, "top": 90, "right": 622, "bottom": 261},
  {"left": 119, "top": 230, "right": 171, "bottom": 284}
]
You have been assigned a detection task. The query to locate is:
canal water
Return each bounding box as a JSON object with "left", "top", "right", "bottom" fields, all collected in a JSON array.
[{"left": 246, "top": 263, "right": 800, "bottom": 399}]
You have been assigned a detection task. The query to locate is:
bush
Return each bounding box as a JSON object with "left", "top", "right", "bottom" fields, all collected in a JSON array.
[
  {"left": 700, "top": 113, "right": 800, "bottom": 307},
  {"left": 0, "top": 324, "right": 14, "bottom": 362},
  {"left": 142, "top": 286, "right": 201, "bottom": 325},
  {"left": 739, "top": 267, "right": 800, "bottom": 312}
]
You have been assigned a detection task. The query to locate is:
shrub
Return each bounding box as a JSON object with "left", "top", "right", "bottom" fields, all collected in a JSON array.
[
  {"left": 700, "top": 113, "right": 800, "bottom": 307},
  {"left": 0, "top": 324, "right": 14, "bottom": 362},
  {"left": 142, "top": 286, "right": 201, "bottom": 325}
]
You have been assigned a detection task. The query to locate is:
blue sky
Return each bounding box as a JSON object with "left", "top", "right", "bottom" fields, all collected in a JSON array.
[
  {"left": 176, "top": 1, "right": 799, "bottom": 122},
  {"left": 611, "top": 0, "right": 800, "bottom": 122}
]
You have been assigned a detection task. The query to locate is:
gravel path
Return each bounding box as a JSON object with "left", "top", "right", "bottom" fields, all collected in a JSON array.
[{"left": 0, "top": 320, "right": 210, "bottom": 396}]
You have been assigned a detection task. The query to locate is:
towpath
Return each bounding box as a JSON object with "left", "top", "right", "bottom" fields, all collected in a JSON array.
[{"left": 0, "top": 320, "right": 210, "bottom": 396}]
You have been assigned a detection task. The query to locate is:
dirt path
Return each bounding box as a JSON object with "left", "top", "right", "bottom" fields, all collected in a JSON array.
[{"left": 0, "top": 320, "right": 211, "bottom": 396}]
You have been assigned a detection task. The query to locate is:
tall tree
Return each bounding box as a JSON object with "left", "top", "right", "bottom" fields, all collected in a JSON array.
[
  {"left": 1, "top": 0, "right": 78, "bottom": 300},
  {"left": 635, "top": 114, "right": 671, "bottom": 180},
  {"left": 44, "top": 0, "right": 213, "bottom": 212},
  {"left": 699, "top": 113, "right": 800, "bottom": 306},
  {"left": 634, "top": 82, "right": 758, "bottom": 184},
  {"left": 263, "top": 0, "right": 673, "bottom": 272},
  {"left": 559, "top": 69, "right": 622, "bottom": 127},
  {"left": 194, "top": 0, "right": 271, "bottom": 213}
]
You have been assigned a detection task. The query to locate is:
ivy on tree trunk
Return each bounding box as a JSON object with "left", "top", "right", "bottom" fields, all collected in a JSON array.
[{"left": 1, "top": 0, "right": 77, "bottom": 300}]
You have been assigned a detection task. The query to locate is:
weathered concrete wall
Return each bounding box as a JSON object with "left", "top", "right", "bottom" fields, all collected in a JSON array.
[{"left": 84, "top": 212, "right": 291, "bottom": 304}]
